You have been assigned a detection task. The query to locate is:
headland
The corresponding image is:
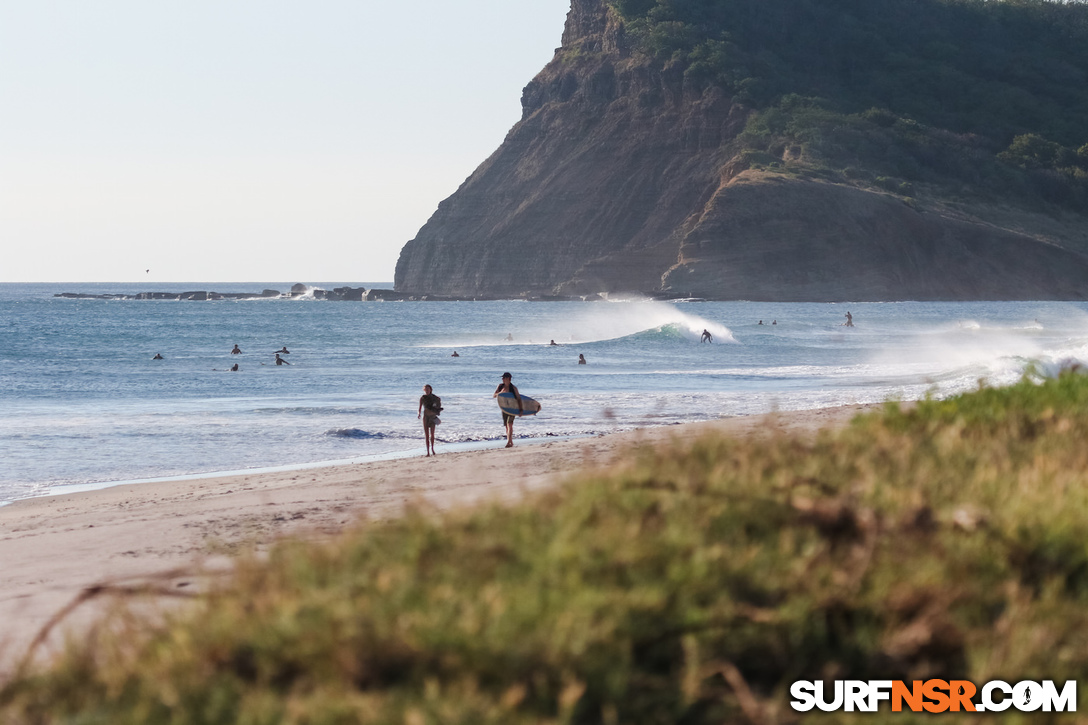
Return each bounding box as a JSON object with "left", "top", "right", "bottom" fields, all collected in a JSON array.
[{"left": 394, "top": 0, "right": 1088, "bottom": 301}]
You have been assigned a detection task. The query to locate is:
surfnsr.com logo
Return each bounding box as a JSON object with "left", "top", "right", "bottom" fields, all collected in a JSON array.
[{"left": 790, "top": 680, "right": 1077, "bottom": 713}]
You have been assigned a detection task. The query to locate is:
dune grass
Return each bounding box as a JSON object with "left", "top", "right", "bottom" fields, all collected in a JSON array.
[{"left": 5, "top": 373, "right": 1088, "bottom": 723}]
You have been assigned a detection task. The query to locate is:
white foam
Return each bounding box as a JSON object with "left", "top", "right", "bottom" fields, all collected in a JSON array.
[{"left": 421, "top": 300, "right": 735, "bottom": 347}]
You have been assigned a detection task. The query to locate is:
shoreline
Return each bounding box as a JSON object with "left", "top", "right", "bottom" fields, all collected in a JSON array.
[
  {"left": 8, "top": 434, "right": 594, "bottom": 506},
  {"left": 0, "top": 404, "right": 881, "bottom": 674}
]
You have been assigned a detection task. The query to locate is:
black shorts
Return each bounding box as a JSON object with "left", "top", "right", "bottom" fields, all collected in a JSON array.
[{"left": 502, "top": 412, "right": 516, "bottom": 425}]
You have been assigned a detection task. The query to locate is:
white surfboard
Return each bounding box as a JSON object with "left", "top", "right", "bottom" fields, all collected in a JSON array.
[{"left": 496, "top": 391, "right": 541, "bottom": 416}]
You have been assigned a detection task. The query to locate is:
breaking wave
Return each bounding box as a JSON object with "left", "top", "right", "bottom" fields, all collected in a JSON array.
[{"left": 420, "top": 300, "right": 735, "bottom": 347}]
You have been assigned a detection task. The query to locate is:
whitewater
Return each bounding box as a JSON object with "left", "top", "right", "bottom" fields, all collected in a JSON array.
[{"left": 3, "top": 282, "right": 1088, "bottom": 504}]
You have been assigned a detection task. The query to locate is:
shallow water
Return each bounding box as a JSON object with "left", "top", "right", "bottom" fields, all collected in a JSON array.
[{"left": 3, "top": 282, "right": 1087, "bottom": 503}]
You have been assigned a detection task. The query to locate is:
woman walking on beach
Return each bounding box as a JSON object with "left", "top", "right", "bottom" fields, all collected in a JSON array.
[
  {"left": 418, "top": 384, "right": 442, "bottom": 456},
  {"left": 493, "top": 372, "right": 522, "bottom": 448}
]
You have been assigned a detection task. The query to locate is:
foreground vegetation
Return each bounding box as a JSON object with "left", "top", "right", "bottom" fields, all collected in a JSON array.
[
  {"left": 5, "top": 373, "right": 1088, "bottom": 723},
  {"left": 607, "top": 0, "right": 1088, "bottom": 213}
]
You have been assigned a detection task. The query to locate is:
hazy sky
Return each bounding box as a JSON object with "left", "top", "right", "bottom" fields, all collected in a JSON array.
[{"left": 1, "top": 1, "right": 571, "bottom": 283}]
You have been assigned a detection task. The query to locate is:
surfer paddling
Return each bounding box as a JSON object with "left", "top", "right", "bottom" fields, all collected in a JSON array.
[
  {"left": 493, "top": 372, "right": 522, "bottom": 448},
  {"left": 418, "top": 384, "right": 442, "bottom": 456}
]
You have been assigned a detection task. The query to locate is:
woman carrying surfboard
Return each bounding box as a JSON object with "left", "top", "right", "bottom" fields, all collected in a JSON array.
[{"left": 493, "top": 372, "right": 522, "bottom": 448}]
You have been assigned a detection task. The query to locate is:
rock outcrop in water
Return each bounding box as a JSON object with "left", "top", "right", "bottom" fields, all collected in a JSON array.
[
  {"left": 393, "top": 0, "right": 1088, "bottom": 301},
  {"left": 54, "top": 286, "right": 372, "bottom": 301}
]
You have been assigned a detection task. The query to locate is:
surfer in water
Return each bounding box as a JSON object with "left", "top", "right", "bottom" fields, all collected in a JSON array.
[
  {"left": 493, "top": 372, "right": 522, "bottom": 448},
  {"left": 276, "top": 346, "right": 290, "bottom": 354},
  {"left": 844, "top": 311, "right": 854, "bottom": 327},
  {"left": 152, "top": 353, "right": 163, "bottom": 360},
  {"left": 451, "top": 351, "right": 460, "bottom": 357},
  {"left": 231, "top": 344, "right": 242, "bottom": 354},
  {"left": 578, "top": 354, "right": 587, "bottom": 365},
  {"left": 418, "top": 384, "right": 442, "bottom": 456},
  {"left": 701, "top": 329, "right": 713, "bottom": 343},
  {"left": 274, "top": 353, "right": 290, "bottom": 366}
]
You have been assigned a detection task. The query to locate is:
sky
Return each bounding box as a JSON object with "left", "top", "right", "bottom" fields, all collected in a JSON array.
[{"left": 0, "top": 1, "right": 571, "bottom": 284}]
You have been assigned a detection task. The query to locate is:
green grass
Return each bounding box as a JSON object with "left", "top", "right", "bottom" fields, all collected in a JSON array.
[
  {"left": 5, "top": 373, "right": 1088, "bottom": 723},
  {"left": 606, "top": 0, "right": 1088, "bottom": 212}
]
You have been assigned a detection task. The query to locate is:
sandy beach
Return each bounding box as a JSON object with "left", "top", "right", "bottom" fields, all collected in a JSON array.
[{"left": 0, "top": 404, "right": 879, "bottom": 675}]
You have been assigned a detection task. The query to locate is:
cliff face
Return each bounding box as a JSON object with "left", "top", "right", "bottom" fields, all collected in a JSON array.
[{"left": 394, "top": 0, "right": 1088, "bottom": 301}]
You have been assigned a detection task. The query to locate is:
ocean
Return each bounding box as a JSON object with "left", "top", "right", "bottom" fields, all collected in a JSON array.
[{"left": 3, "top": 282, "right": 1087, "bottom": 504}]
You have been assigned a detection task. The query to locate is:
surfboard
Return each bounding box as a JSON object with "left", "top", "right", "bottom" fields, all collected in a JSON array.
[{"left": 496, "top": 391, "right": 541, "bottom": 417}]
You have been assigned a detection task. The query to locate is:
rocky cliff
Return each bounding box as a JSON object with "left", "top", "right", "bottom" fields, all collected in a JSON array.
[{"left": 394, "top": 0, "right": 1088, "bottom": 301}]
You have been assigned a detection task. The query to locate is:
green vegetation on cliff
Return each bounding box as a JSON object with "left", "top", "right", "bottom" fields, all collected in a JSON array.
[
  {"left": 608, "top": 0, "right": 1088, "bottom": 209},
  {"left": 7, "top": 372, "right": 1088, "bottom": 722}
]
